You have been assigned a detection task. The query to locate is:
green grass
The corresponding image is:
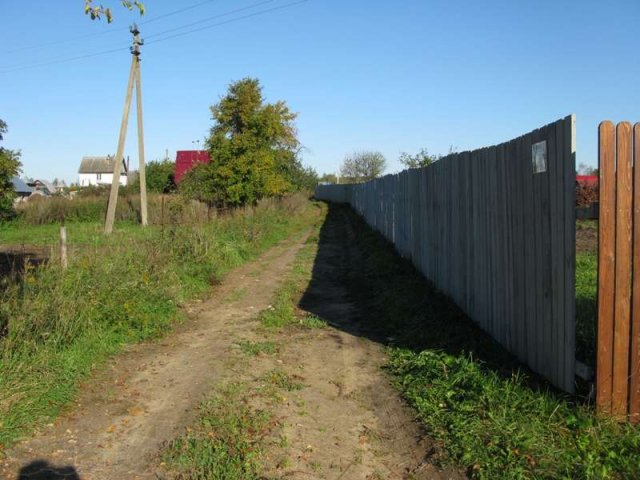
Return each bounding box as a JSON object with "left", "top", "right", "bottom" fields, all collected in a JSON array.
[
  {"left": 160, "top": 383, "right": 274, "bottom": 480},
  {"left": 0, "top": 194, "right": 317, "bottom": 450},
  {"left": 326, "top": 204, "right": 639, "bottom": 480},
  {"left": 574, "top": 219, "right": 598, "bottom": 366},
  {"left": 258, "top": 232, "right": 327, "bottom": 331},
  {"left": 238, "top": 340, "right": 279, "bottom": 357},
  {"left": 576, "top": 251, "right": 597, "bottom": 365},
  {"left": 0, "top": 220, "right": 135, "bottom": 246},
  {"left": 261, "top": 368, "right": 306, "bottom": 392}
]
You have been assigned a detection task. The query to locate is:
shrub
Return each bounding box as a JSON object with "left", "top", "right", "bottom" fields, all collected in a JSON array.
[{"left": 576, "top": 183, "right": 598, "bottom": 208}]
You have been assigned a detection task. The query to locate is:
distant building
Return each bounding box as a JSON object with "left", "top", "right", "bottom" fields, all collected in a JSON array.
[
  {"left": 52, "top": 179, "right": 67, "bottom": 193},
  {"left": 78, "top": 156, "right": 128, "bottom": 187},
  {"left": 175, "top": 150, "right": 210, "bottom": 184},
  {"left": 11, "top": 177, "right": 33, "bottom": 201},
  {"left": 27, "top": 179, "right": 55, "bottom": 196},
  {"left": 576, "top": 175, "right": 598, "bottom": 187}
]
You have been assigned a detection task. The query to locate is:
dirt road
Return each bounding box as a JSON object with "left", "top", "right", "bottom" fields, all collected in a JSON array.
[
  {"left": 1, "top": 233, "right": 310, "bottom": 479},
  {"left": 2, "top": 209, "right": 462, "bottom": 479}
]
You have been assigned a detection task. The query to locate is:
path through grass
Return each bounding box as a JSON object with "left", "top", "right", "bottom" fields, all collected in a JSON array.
[{"left": 0, "top": 195, "right": 316, "bottom": 450}]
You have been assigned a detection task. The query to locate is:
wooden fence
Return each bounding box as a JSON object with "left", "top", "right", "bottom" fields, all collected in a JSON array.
[
  {"left": 316, "top": 116, "right": 577, "bottom": 393},
  {"left": 597, "top": 121, "right": 640, "bottom": 421}
]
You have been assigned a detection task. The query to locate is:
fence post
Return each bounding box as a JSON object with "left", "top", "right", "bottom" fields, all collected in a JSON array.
[
  {"left": 60, "top": 225, "right": 68, "bottom": 270},
  {"left": 631, "top": 123, "right": 640, "bottom": 423},
  {"left": 597, "top": 122, "right": 615, "bottom": 412},
  {"left": 597, "top": 120, "right": 640, "bottom": 421}
]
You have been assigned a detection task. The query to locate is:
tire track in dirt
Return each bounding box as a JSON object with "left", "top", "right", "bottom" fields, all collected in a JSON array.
[
  {"left": 0, "top": 231, "right": 312, "bottom": 480},
  {"left": 249, "top": 206, "right": 464, "bottom": 479}
]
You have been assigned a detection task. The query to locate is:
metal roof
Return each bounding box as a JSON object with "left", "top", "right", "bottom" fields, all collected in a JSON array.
[
  {"left": 11, "top": 176, "right": 33, "bottom": 194},
  {"left": 175, "top": 150, "right": 210, "bottom": 183},
  {"left": 29, "top": 179, "right": 56, "bottom": 194},
  {"left": 78, "top": 156, "right": 128, "bottom": 174}
]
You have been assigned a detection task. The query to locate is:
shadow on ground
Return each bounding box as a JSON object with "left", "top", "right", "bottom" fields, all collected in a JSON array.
[
  {"left": 300, "top": 202, "right": 568, "bottom": 395},
  {"left": 0, "top": 247, "right": 48, "bottom": 283},
  {"left": 16, "top": 460, "right": 80, "bottom": 480}
]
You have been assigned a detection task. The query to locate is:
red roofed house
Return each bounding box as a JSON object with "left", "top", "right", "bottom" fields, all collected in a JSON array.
[
  {"left": 576, "top": 175, "right": 598, "bottom": 187},
  {"left": 175, "top": 150, "right": 211, "bottom": 184}
]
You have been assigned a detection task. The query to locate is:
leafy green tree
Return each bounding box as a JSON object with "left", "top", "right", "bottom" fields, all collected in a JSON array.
[
  {"left": 84, "top": 0, "right": 144, "bottom": 22},
  {"left": 340, "top": 151, "right": 386, "bottom": 183},
  {"left": 176, "top": 162, "right": 218, "bottom": 206},
  {"left": 279, "top": 156, "right": 318, "bottom": 192},
  {"left": 131, "top": 159, "right": 176, "bottom": 193},
  {"left": 398, "top": 148, "right": 438, "bottom": 169},
  {"left": 398, "top": 146, "right": 456, "bottom": 169},
  {"left": 0, "top": 120, "right": 22, "bottom": 220},
  {"left": 182, "top": 78, "right": 302, "bottom": 207},
  {"left": 577, "top": 162, "right": 598, "bottom": 176},
  {"left": 319, "top": 173, "right": 338, "bottom": 184}
]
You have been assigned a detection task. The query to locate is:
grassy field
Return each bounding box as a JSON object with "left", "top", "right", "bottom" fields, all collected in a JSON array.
[{"left": 0, "top": 194, "right": 317, "bottom": 450}]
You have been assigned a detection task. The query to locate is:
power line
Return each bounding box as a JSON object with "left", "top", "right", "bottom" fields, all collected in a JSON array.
[
  {"left": 146, "top": 0, "right": 307, "bottom": 45},
  {"left": 0, "top": 47, "right": 128, "bottom": 73},
  {"left": 1, "top": 0, "right": 269, "bottom": 67},
  {"left": 0, "top": 0, "right": 309, "bottom": 74},
  {"left": 1, "top": 0, "right": 218, "bottom": 54},
  {"left": 141, "top": 0, "right": 217, "bottom": 25},
  {"left": 145, "top": 0, "right": 275, "bottom": 40}
]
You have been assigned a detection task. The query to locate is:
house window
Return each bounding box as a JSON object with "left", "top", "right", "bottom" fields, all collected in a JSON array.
[{"left": 97, "top": 173, "right": 102, "bottom": 181}]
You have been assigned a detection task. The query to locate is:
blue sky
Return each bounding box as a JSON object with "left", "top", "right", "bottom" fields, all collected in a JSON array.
[{"left": 1, "top": 0, "right": 638, "bottom": 183}]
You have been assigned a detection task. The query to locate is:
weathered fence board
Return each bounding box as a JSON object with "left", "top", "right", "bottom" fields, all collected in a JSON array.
[
  {"left": 597, "top": 121, "right": 616, "bottom": 413},
  {"left": 613, "top": 123, "right": 633, "bottom": 416},
  {"left": 597, "top": 121, "right": 640, "bottom": 421},
  {"left": 316, "top": 116, "right": 576, "bottom": 392},
  {"left": 563, "top": 116, "right": 577, "bottom": 395},
  {"left": 631, "top": 123, "right": 640, "bottom": 422}
]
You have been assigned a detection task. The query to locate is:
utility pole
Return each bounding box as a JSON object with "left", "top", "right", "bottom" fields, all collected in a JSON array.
[
  {"left": 104, "top": 24, "right": 148, "bottom": 234},
  {"left": 134, "top": 26, "right": 148, "bottom": 227}
]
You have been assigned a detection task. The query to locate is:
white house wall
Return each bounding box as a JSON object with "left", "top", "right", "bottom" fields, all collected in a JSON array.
[{"left": 78, "top": 173, "right": 127, "bottom": 187}]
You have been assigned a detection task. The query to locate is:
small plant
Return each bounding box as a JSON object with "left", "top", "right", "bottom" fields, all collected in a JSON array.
[
  {"left": 238, "top": 340, "right": 279, "bottom": 357},
  {"left": 300, "top": 314, "right": 327, "bottom": 329},
  {"left": 161, "top": 384, "right": 274, "bottom": 479},
  {"left": 259, "top": 236, "right": 328, "bottom": 331},
  {"left": 261, "top": 369, "right": 305, "bottom": 392}
]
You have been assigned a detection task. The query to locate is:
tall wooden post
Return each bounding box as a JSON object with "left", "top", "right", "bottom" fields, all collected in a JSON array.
[
  {"left": 135, "top": 56, "right": 148, "bottom": 226},
  {"left": 104, "top": 24, "right": 147, "bottom": 234}
]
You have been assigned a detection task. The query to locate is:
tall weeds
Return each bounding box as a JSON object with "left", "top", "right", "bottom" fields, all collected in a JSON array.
[{"left": 15, "top": 193, "right": 213, "bottom": 225}]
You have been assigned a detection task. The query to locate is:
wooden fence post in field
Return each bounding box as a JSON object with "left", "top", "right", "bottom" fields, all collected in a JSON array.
[
  {"left": 60, "top": 226, "right": 68, "bottom": 270},
  {"left": 597, "top": 120, "right": 640, "bottom": 421}
]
